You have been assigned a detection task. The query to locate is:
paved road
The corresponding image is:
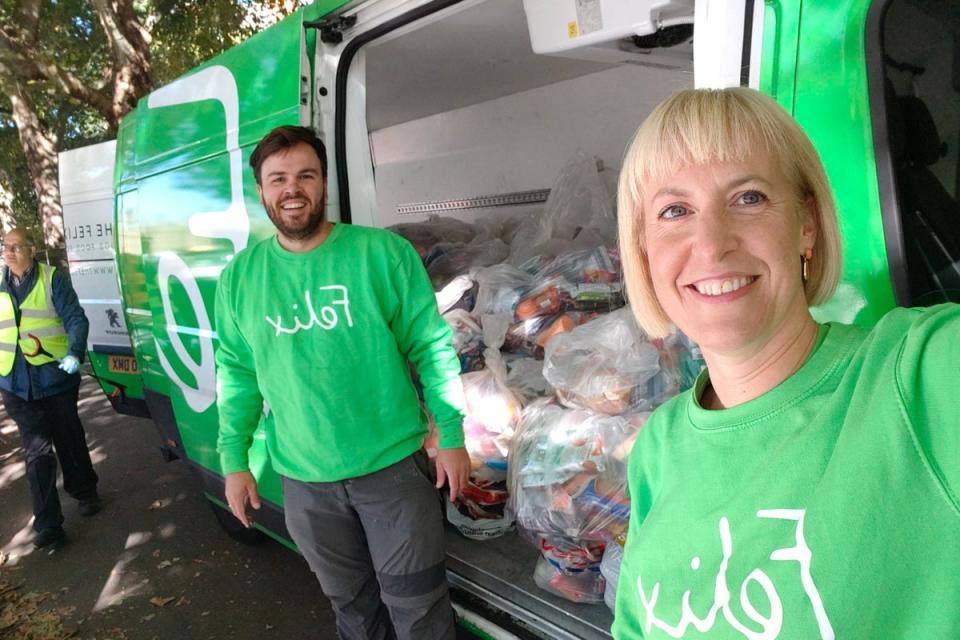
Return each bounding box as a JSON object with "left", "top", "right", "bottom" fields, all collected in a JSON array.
[{"left": 0, "top": 379, "right": 337, "bottom": 639}]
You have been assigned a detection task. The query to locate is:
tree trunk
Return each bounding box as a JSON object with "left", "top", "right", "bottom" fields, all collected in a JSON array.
[
  {"left": 91, "top": 0, "right": 153, "bottom": 129},
  {"left": 0, "top": 173, "right": 16, "bottom": 234},
  {"left": 6, "top": 81, "right": 63, "bottom": 259}
]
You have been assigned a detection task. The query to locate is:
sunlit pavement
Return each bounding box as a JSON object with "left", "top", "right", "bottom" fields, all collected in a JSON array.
[{"left": 0, "top": 378, "right": 337, "bottom": 639}]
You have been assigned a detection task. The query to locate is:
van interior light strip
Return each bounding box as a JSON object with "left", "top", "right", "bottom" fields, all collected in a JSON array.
[{"left": 396, "top": 188, "right": 550, "bottom": 216}]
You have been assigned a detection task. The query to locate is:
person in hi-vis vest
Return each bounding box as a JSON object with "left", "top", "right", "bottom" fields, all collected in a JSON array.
[{"left": 0, "top": 228, "right": 99, "bottom": 549}]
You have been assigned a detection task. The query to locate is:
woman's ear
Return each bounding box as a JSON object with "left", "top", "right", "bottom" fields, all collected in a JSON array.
[{"left": 800, "top": 195, "right": 819, "bottom": 250}]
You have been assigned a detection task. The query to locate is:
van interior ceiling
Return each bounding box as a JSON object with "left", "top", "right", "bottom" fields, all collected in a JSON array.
[{"left": 361, "top": 0, "right": 694, "bottom": 229}]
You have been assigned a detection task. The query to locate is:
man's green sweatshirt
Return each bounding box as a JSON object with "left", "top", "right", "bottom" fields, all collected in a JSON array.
[
  {"left": 612, "top": 304, "right": 959, "bottom": 639},
  {"left": 215, "top": 223, "right": 465, "bottom": 482}
]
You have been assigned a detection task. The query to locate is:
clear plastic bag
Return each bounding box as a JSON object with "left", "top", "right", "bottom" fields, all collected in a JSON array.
[
  {"left": 504, "top": 313, "right": 585, "bottom": 359},
  {"left": 435, "top": 275, "right": 476, "bottom": 315},
  {"left": 426, "top": 239, "right": 510, "bottom": 290},
  {"left": 543, "top": 307, "right": 675, "bottom": 414},
  {"left": 462, "top": 368, "right": 522, "bottom": 470},
  {"left": 507, "top": 401, "right": 647, "bottom": 541},
  {"left": 444, "top": 309, "right": 484, "bottom": 372},
  {"left": 445, "top": 368, "right": 522, "bottom": 539},
  {"left": 600, "top": 539, "right": 625, "bottom": 612},
  {"left": 508, "top": 151, "right": 615, "bottom": 267},
  {"left": 473, "top": 264, "right": 533, "bottom": 316},
  {"left": 504, "top": 355, "right": 552, "bottom": 403},
  {"left": 389, "top": 216, "right": 476, "bottom": 258},
  {"left": 533, "top": 537, "right": 607, "bottom": 604}
]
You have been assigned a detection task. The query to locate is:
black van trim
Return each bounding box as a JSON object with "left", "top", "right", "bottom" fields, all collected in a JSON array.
[
  {"left": 741, "top": 0, "right": 756, "bottom": 86},
  {"left": 333, "top": 0, "right": 468, "bottom": 224},
  {"left": 864, "top": 0, "right": 911, "bottom": 304}
]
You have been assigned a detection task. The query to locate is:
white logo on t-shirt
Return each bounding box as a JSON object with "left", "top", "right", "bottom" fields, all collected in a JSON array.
[
  {"left": 265, "top": 285, "right": 354, "bottom": 336},
  {"left": 637, "top": 509, "right": 834, "bottom": 639}
]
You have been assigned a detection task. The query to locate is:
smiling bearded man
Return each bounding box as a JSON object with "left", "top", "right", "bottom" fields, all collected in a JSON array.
[{"left": 214, "top": 125, "right": 470, "bottom": 640}]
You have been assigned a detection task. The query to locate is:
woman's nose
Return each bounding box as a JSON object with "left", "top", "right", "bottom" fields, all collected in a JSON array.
[{"left": 692, "top": 208, "right": 737, "bottom": 260}]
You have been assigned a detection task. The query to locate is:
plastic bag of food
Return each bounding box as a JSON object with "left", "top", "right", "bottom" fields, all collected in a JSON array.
[
  {"left": 504, "top": 313, "right": 585, "bottom": 359},
  {"left": 389, "top": 216, "right": 476, "bottom": 258},
  {"left": 445, "top": 368, "right": 523, "bottom": 539},
  {"left": 473, "top": 264, "right": 533, "bottom": 316},
  {"left": 444, "top": 310, "right": 484, "bottom": 372},
  {"left": 426, "top": 239, "right": 510, "bottom": 290},
  {"left": 533, "top": 537, "right": 606, "bottom": 604},
  {"left": 508, "top": 151, "right": 615, "bottom": 267},
  {"left": 600, "top": 538, "right": 625, "bottom": 612},
  {"left": 462, "top": 368, "right": 522, "bottom": 470},
  {"left": 508, "top": 402, "right": 646, "bottom": 540},
  {"left": 446, "top": 489, "right": 514, "bottom": 540},
  {"left": 504, "top": 355, "right": 552, "bottom": 403},
  {"left": 435, "top": 275, "right": 476, "bottom": 314},
  {"left": 543, "top": 308, "right": 675, "bottom": 414}
]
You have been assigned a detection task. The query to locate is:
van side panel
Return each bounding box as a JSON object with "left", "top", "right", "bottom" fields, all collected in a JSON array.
[
  {"left": 761, "top": 0, "right": 897, "bottom": 325},
  {"left": 115, "top": 5, "right": 349, "bottom": 499}
]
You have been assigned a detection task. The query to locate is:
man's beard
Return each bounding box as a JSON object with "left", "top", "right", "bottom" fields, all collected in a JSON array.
[{"left": 265, "top": 197, "right": 326, "bottom": 241}]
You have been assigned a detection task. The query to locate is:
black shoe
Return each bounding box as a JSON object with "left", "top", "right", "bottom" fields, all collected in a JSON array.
[
  {"left": 78, "top": 495, "right": 102, "bottom": 517},
  {"left": 34, "top": 527, "right": 67, "bottom": 549}
]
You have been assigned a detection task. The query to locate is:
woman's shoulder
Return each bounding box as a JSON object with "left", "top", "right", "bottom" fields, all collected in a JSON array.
[{"left": 867, "top": 303, "right": 960, "bottom": 366}]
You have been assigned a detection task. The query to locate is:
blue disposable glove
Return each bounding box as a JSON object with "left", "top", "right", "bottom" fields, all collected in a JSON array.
[{"left": 58, "top": 355, "right": 80, "bottom": 375}]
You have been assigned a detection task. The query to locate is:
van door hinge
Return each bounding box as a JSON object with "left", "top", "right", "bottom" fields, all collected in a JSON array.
[{"left": 304, "top": 14, "right": 358, "bottom": 44}]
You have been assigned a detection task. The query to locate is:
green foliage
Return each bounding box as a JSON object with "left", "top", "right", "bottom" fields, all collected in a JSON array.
[{"left": 0, "top": 0, "right": 307, "bottom": 235}]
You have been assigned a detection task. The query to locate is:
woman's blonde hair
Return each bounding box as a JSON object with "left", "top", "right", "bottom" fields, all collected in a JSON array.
[{"left": 617, "top": 87, "right": 842, "bottom": 337}]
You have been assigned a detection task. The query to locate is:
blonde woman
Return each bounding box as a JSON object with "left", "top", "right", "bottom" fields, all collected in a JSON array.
[{"left": 612, "top": 88, "right": 959, "bottom": 639}]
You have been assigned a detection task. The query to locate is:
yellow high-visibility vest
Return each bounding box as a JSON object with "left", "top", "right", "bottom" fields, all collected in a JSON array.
[
  {"left": 0, "top": 263, "right": 69, "bottom": 375},
  {"left": 0, "top": 294, "right": 16, "bottom": 376}
]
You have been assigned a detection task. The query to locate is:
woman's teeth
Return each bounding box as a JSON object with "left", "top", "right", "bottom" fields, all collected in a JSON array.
[{"left": 694, "top": 276, "right": 755, "bottom": 296}]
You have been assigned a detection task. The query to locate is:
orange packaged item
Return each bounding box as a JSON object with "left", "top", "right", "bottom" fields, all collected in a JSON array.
[
  {"left": 534, "top": 314, "right": 578, "bottom": 348},
  {"left": 515, "top": 286, "right": 562, "bottom": 320}
]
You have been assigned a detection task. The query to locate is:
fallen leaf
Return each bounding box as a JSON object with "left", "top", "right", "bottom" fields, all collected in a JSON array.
[
  {"left": 148, "top": 500, "right": 162, "bottom": 510},
  {"left": 156, "top": 561, "right": 173, "bottom": 569},
  {"left": 151, "top": 550, "right": 161, "bottom": 558},
  {"left": 143, "top": 613, "right": 156, "bottom": 621},
  {"left": 201, "top": 610, "right": 210, "bottom": 616},
  {"left": 174, "top": 596, "right": 189, "bottom": 607},
  {"left": 149, "top": 596, "right": 175, "bottom": 607}
]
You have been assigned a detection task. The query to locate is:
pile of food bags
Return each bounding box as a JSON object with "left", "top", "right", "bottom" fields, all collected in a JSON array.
[{"left": 392, "top": 151, "right": 704, "bottom": 604}]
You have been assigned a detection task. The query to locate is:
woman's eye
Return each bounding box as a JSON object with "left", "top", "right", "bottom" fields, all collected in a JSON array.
[
  {"left": 659, "top": 204, "right": 689, "bottom": 220},
  {"left": 736, "top": 190, "right": 767, "bottom": 206}
]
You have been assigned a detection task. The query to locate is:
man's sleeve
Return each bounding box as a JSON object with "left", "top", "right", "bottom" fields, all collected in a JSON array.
[
  {"left": 51, "top": 269, "right": 90, "bottom": 361},
  {"left": 214, "top": 268, "right": 264, "bottom": 474},
  {"left": 390, "top": 242, "right": 465, "bottom": 449}
]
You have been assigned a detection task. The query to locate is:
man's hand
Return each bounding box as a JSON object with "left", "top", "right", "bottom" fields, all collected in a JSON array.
[
  {"left": 435, "top": 447, "right": 471, "bottom": 501},
  {"left": 58, "top": 355, "right": 80, "bottom": 375},
  {"left": 225, "top": 470, "right": 261, "bottom": 528}
]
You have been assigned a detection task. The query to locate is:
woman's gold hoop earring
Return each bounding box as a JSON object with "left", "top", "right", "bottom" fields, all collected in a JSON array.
[{"left": 802, "top": 248, "right": 813, "bottom": 283}]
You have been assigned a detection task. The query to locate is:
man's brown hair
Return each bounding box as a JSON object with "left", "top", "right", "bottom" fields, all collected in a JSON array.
[{"left": 249, "top": 125, "right": 327, "bottom": 185}]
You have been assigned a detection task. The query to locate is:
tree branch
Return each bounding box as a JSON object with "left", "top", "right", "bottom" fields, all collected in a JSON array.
[{"left": 0, "top": 32, "right": 116, "bottom": 121}]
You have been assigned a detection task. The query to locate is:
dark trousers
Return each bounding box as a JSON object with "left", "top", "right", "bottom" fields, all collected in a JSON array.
[
  {"left": 3, "top": 385, "right": 98, "bottom": 531},
  {"left": 282, "top": 451, "right": 455, "bottom": 640}
]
